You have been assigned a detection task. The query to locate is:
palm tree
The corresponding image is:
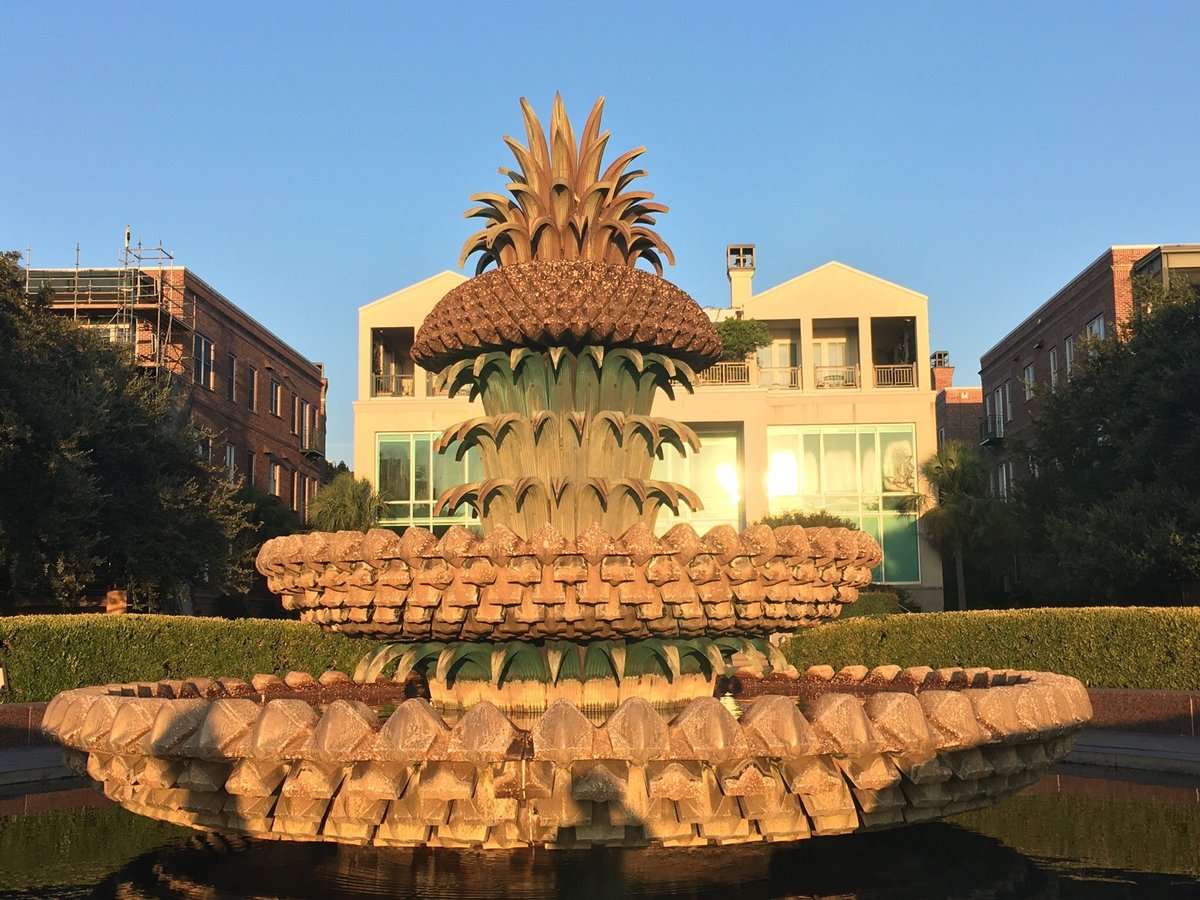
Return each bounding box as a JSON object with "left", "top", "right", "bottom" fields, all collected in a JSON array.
[
  {"left": 915, "top": 440, "right": 999, "bottom": 610},
  {"left": 307, "top": 472, "right": 387, "bottom": 532}
]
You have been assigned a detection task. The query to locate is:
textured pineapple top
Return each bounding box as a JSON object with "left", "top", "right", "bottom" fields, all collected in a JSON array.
[{"left": 411, "top": 259, "right": 723, "bottom": 372}]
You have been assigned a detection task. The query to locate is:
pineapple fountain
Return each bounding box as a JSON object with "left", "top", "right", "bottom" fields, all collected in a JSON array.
[{"left": 42, "top": 96, "right": 1091, "bottom": 850}]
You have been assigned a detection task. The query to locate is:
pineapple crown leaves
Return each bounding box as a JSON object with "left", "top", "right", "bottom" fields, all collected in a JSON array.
[{"left": 460, "top": 93, "right": 676, "bottom": 276}]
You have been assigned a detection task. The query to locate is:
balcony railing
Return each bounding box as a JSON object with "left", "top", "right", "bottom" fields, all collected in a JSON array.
[
  {"left": 874, "top": 363, "right": 917, "bottom": 388},
  {"left": 815, "top": 365, "right": 860, "bottom": 389},
  {"left": 425, "top": 371, "right": 451, "bottom": 396},
  {"left": 372, "top": 373, "right": 414, "bottom": 397},
  {"left": 698, "top": 361, "right": 751, "bottom": 386},
  {"left": 979, "top": 415, "right": 1005, "bottom": 445},
  {"left": 759, "top": 366, "right": 801, "bottom": 390}
]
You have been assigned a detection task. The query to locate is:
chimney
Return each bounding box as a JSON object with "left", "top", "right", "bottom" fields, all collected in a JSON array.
[
  {"left": 726, "top": 244, "right": 755, "bottom": 311},
  {"left": 930, "top": 350, "right": 954, "bottom": 392}
]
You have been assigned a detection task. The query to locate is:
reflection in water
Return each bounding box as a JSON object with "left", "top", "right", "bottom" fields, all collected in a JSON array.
[{"left": 3, "top": 771, "right": 1200, "bottom": 899}]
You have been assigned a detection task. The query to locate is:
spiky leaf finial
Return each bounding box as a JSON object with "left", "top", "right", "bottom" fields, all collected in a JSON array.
[{"left": 460, "top": 94, "right": 676, "bottom": 275}]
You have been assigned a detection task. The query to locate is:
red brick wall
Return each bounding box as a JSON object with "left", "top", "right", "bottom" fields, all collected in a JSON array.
[
  {"left": 978, "top": 247, "right": 1151, "bottom": 466},
  {"left": 162, "top": 270, "right": 326, "bottom": 514},
  {"left": 936, "top": 387, "right": 983, "bottom": 446}
]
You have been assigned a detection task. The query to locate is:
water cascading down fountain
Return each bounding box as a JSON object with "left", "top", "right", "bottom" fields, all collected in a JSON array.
[{"left": 42, "top": 95, "right": 1092, "bottom": 849}]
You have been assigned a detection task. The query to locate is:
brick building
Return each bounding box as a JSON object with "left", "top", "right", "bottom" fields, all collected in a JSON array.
[
  {"left": 978, "top": 243, "right": 1200, "bottom": 495},
  {"left": 931, "top": 353, "right": 983, "bottom": 448},
  {"left": 26, "top": 248, "right": 327, "bottom": 518}
]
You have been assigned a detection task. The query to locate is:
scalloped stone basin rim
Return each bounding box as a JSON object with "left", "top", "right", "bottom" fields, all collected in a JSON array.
[{"left": 42, "top": 666, "right": 1091, "bottom": 849}]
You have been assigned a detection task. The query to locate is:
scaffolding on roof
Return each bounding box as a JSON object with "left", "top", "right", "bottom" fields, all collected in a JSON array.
[{"left": 24, "top": 228, "right": 197, "bottom": 385}]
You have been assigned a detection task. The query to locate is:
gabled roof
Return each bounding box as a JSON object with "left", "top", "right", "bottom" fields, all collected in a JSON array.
[
  {"left": 751, "top": 260, "right": 926, "bottom": 303},
  {"left": 359, "top": 270, "right": 467, "bottom": 312}
]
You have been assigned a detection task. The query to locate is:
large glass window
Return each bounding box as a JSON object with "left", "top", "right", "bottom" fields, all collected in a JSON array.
[
  {"left": 652, "top": 430, "right": 743, "bottom": 533},
  {"left": 765, "top": 424, "right": 920, "bottom": 583},
  {"left": 377, "top": 432, "right": 481, "bottom": 528}
]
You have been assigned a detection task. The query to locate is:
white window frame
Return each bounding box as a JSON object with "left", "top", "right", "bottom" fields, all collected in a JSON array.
[
  {"left": 1085, "top": 315, "right": 1105, "bottom": 340},
  {"left": 269, "top": 460, "right": 281, "bottom": 496},
  {"left": 224, "top": 442, "right": 236, "bottom": 480},
  {"left": 1064, "top": 335, "right": 1075, "bottom": 375},
  {"left": 1023, "top": 364, "right": 1035, "bottom": 401},
  {"left": 1049, "top": 346, "right": 1059, "bottom": 390},
  {"left": 270, "top": 380, "right": 282, "bottom": 417}
]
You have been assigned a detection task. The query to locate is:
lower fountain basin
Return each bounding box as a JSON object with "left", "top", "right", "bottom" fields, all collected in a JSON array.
[{"left": 41, "top": 665, "right": 1091, "bottom": 849}]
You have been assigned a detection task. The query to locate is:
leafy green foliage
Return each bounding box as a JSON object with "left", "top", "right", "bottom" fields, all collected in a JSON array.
[
  {"left": 784, "top": 607, "right": 1200, "bottom": 689},
  {"left": 756, "top": 509, "right": 858, "bottom": 530},
  {"left": 0, "top": 614, "right": 364, "bottom": 702},
  {"left": 1018, "top": 275, "right": 1200, "bottom": 601},
  {"left": 838, "top": 591, "right": 907, "bottom": 617},
  {"left": 714, "top": 317, "right": 770, "bottom": 361},
  {"left": 916, "top": 440, "right": 1015, "bottom": 609},
  {"left": 0, "top": 253, "right": 251, "bottom": 611},
  {"left": 306, "top": 471, "right": 387, "bottom": 532}
]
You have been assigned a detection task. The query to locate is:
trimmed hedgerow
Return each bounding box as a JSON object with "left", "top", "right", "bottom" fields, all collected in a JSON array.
[
  {"left": 838, "top": 591, "right": 907, "bottom": 618},
  {"left": 0, "top": 614, "right": 364, "bottom": 703},
  {"left": 784, "top": 607, "right": 1200, "bottom": 690}
]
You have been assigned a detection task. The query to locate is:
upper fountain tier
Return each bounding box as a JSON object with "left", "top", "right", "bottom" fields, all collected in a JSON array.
[{"left": 410, "top": 259, "right": 722, "bottom": 373}]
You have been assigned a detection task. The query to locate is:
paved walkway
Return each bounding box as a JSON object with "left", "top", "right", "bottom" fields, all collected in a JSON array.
[{"left": 3, "top": 730, "right": 1200, "bottom": 790}]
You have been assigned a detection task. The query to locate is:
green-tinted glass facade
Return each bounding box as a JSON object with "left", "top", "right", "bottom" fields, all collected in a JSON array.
[
  {"left": 376, "top": 432, "right": 480, "bottom": 529},
  {"left": 765, "top": 424, "right": 920, "bottom": 583}
]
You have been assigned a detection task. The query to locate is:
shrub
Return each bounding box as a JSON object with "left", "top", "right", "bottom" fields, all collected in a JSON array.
[
  {"left": 838, "top": 591, "right": 907, "bottom": 618},
  {"left": 784, "top": 607, "right": 1200, "bottom": 690},
  {"left": 757, "top": 509, "right": 858, "bottom": 530},
  {"left": 0, "top": 614, "right": 365, "bottom": 703}
]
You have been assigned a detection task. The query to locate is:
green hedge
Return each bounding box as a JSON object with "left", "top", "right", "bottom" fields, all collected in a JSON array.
[
  {"left": 3, "top": 607, "right": 1199, "bottom": 703},
  {"left": 784, "top": 607, "right": 1200, "bottom": 690},
  {"left": 0, "top": 614, "right": 364, "bottom": 703},
  {"left": 838, "top": 591, "right": 906, "bottom": 618}
]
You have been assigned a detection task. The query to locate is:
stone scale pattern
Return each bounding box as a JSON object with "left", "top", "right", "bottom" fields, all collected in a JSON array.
[
  {"left": 410, "top": 260, "right": 724, "bottom": 373},
  {"left": 256, "top": 522, "right": 880, "bottom": 641},
  {"left": 42, "top": 666, "right": 1091, "bottom": 849}
]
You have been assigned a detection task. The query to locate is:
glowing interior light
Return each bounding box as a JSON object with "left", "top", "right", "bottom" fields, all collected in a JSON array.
[
  {"left": 715, "top": 462, "right": 741, "bottom": 505},
  {"left": 766, "top": 450, "right": 799, "bottom": 497}
]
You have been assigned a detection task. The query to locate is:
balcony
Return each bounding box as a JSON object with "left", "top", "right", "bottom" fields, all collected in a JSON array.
[
  {"left": 760, "top": 366, "right": 801, "bottom": 389},
  {"left": 874, "top": 363, "right": 917, "bottom": 388},
  {"left": 698, "top": 361, "right": 751, "bottom": 386},
  {"left": 815, "top": 365, "right": 859, "bottom": 389},
  {"left": 979, "top": 415, "right": 1005, "bottom": 446},
  {"left": 373, "top": 373, "right": 414, "bottom": 397}
]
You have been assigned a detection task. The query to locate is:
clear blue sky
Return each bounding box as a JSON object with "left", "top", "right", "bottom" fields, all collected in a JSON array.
[{"left": 4, "top": 2, "right": 1197, "bottom": 465}]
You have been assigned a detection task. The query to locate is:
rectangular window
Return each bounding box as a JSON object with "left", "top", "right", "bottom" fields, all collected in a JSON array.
[
  {"left": 301, "top": 400, "right": 312, "bottom": 447},
  {"left": 759, "top": 423, "right": 920, "bottom": 583},
  {"left": 248, "top": 367, "right": 259, "bottom": 412},
  {"left": 1085, "top": 315, "right": 1105, "bottom": 340},
  {"left": 247, "top": 450, "right": 256, "bottom": 486},
  {"left": 1023, "top": 364, "right": 1034, "bottom": 401},
  {"left": 997, "top": 463, "right": 1008, "bottom": 499},
  {"left": 653, "top": 430, "right": 744, "bottom": 533},
  {"left": 1064, "top": 335, "right": 1075, "bottom": 375},
  {"left": 1049, "top": 346, "right": 1059, "bottom": 390},
  {"left": 291, "top": 393, "right": 300, "bottom": 435},
  {"left": 224, "top": 442, "right": 236, "bottom": 481},
  {"left": 937, "top": 426, "right": 945, "bottom": 447},
  {"left": 377, "top": 431, "right": 482, "bottom": 527},
  {"left": 193, "top": 334, "right": 214, "bottom": 389},
  {"left": 270, "top": 380, "right": 282, "bottom": 416},
  {"left": 1002, "top": 382, "right": 1012, "bottom": 424},
  {"left": 269, "top": 460, "right": 281, "bottom": 496},
  {"left": 226, "top": 353, "right": 237, "bottom": 402},
  {"left": 291, "top": 471, "right": 301, "bottom": 512},
  {"left": 196, "top": 436, "right": 211, "bottom": 461}
]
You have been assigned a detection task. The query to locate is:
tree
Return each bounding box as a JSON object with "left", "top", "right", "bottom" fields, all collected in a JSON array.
[
  {"left": 714, "top": 317, "right": 770, "bottom": 361},
  {"left": 307, "top": 472, "right": 386, "bottom": 532},
  {"left": 0, "top": 251, "right": 252, "bottom": 611},
  {"left": 914, "top": 440, "right": 1013, "bottom": 610},
  {"left": 1017, "top": 275, "right": 1200, "bottom": 601},
  {"left": 322, "top": 458, "right": 351, "bottom": 484}
]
